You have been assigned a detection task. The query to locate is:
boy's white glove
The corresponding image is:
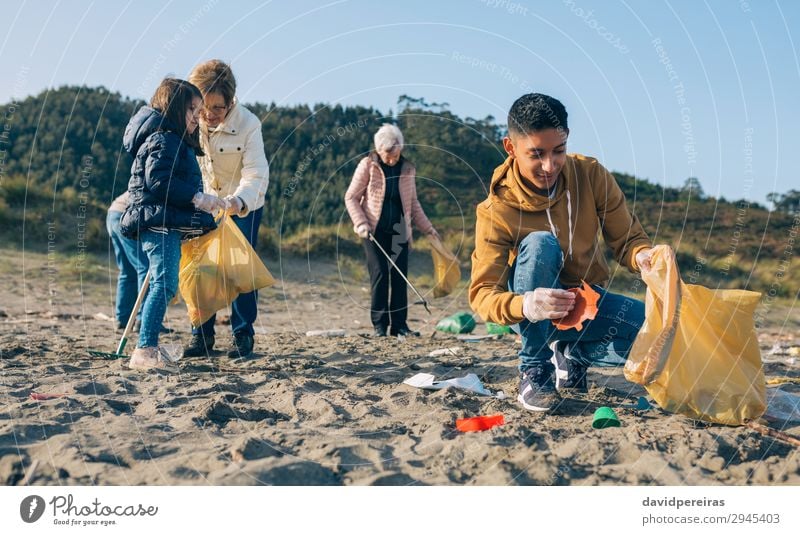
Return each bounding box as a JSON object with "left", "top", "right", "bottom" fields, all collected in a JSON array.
[
  {"left": 192, "top": 192, "right": 225, "bottom": 214},
  {"left": 635, "top": 247, "right": 654, "bottom": 272},
  {"left": 355, "top": 224, "right": 370, "bottom": 239},
  {"left": 522, "top": 288, "right": 575, "bottom": 322}
]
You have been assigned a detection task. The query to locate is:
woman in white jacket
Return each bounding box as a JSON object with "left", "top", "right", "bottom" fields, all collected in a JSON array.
[{"left": 186, "top": 60, "right": 269, "bottom": 358}]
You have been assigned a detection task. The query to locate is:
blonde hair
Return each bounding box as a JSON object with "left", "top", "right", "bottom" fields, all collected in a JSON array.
[{"left": 188, "top": 59, "right": 237, "bottom": 104}]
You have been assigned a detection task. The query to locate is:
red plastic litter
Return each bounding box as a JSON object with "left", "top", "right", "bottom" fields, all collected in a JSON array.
[
  {"left": 30, "top": 393, "right": 66, "bottom": 401},
  {"left": 456, "top": 414, "right": 505, "bottom": 432}
]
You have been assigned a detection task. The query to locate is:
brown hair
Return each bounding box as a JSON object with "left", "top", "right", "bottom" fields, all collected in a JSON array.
[
  {"left": 188, "top": 59, "right": 237, "bottom": 104},
  {"left": 149, "top": 77, "right": 204, "bottom": 155}
]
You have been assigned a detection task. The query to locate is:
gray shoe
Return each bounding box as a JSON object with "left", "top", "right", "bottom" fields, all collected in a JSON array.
[{"left": 517, "top": 363, "right": 560, "bottom": 412}]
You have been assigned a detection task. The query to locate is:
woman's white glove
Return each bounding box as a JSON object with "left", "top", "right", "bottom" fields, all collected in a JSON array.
[
  {"left": 355, "top": 224, "right": 370, "bottom": 239},
  {"left": 223, "top": 195, "right": 245, "bottom": 215},
  {"left": 192, "top": 192, "right": 226, "bottom": 214},
  {"left": 522, "top": 288, "right": 575, "bottom": 322}
]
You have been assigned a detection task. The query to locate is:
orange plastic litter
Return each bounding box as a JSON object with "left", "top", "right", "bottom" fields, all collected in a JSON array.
[
  {"left": 455, "top": 414, "right": 505, "bottom": 432},
  {"left": 552, "top": 280, "right": 600, "bottom": 331}
]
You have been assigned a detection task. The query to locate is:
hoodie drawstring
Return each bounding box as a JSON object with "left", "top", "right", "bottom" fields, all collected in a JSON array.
[
  {"left": 545, "top": 189, "right": 574, "bottom": 260},
  {"left": 566, "top": 190, "right": 574, "bottom": 260}
]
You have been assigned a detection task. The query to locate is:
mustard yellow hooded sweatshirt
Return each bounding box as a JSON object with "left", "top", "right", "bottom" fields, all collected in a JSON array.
[{"left": 469, "top": 154, "right": 652, "bottom": 325}]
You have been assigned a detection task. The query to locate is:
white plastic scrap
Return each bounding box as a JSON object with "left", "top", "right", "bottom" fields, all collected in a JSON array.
[
  {"left": 403, "top": 372, "right": 505, "bottom": 399},
  {"left": 456, "top": 334, "right": 501, "bottom": 342},
  {"left": 767, "top": 342, "right": 787, "bottom": 356},
  {"left": 764, "top": 388, "right": 800, "bottom": 425},
  {"left": 306, "top": 329, "right": 346, "bottom": 337},
  {"left": 428, "top": 347, "right": 463, "bottom": 357},
  {"left": 159, "top": 344, "right": 183, "bottom": 363}
]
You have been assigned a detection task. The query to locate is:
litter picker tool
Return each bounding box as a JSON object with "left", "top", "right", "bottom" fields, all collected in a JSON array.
[
  {"left": 88, "top": 272, "right": 150, "bottom": 359},
  {"left": 368, "top": 232, "right": 431, "bottom": 315}
]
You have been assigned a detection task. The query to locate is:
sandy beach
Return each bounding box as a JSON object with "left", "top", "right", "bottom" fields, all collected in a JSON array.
[{"left": 1, "top": 248, "right": 798, "bottom": 486}]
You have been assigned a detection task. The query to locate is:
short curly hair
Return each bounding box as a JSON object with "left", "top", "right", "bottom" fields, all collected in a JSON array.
[
  {"left": 507, "top": 93, "right": 568, "bottom": 136},
  {"left": 188, "top": 59, "right": 237, "bottom": 104},
  {"left": 373, "top": 123, "right": 404, "bottom": 152}
]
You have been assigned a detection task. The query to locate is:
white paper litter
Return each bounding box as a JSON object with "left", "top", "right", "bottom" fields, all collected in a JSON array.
[
  {"left": 403, "top": 372, "right": 505, "bottom": 399},
  {"left": 428, "top": 347, "right": 463, "bottom": 357},
  {"left": 306, "top": 329, "right": 346, "bottom": 337}
]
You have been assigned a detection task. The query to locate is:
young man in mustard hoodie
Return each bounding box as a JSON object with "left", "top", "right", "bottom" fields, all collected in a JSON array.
[{"left": 469, "top": 93, "right": 654, "bottom": 412}]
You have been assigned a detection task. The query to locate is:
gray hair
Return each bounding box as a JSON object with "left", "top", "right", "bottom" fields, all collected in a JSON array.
[{"left": 373, "top": 123, "right": 404, "bottom": 152}]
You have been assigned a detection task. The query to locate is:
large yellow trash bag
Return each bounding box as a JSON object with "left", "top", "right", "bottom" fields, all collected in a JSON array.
[
  {"left": 623, "top": 245, "right": 766, "bottom": 425},
  {"left": 428, "top": 235, "right": 460, "bottom": 298},
  {"left": 179, "top": 215, "right": 276, "bottom": 327}
]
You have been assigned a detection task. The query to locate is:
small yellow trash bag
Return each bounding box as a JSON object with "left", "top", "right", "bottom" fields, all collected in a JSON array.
[
  {"left": 623, "top": 245, "right": 766, "bottom": 425},
  {"left": 428, "top": 235, "right": 460, "bottom": 298},
  {"left": 179, "top": 215, "right": 276, "bottom": 327}
]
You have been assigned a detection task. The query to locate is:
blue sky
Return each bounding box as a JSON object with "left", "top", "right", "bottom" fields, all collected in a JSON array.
[{"left": 1, "top": 0, "right": 797, "bottom": 202}]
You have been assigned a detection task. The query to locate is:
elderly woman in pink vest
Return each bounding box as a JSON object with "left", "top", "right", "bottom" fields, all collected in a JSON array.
[{"left": 345, "top": 124, "right": 439, "bottom": 337}]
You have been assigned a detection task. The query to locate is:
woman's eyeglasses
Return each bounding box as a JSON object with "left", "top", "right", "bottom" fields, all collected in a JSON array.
[{"left": 203, "top": 104, "right": 229, "bottom": 116}]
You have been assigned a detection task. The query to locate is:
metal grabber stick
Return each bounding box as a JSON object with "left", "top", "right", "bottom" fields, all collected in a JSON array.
[{"left": 368, "top": 232, "right": 431, "bottom": 315}]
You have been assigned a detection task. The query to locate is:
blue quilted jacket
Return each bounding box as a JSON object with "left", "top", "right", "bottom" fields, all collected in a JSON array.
[{"left": 120, "top": 106, "right": 216, "bottom": 239}]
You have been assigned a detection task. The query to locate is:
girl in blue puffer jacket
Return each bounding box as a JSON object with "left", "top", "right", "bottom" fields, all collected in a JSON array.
[{"left": 120, "top": 77, "right": 225, "bottom": 371}]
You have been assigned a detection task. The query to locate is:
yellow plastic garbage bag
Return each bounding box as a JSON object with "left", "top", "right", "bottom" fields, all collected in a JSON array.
[
  {"left": 179, "top": 215, "right": 276, "bottom": 327},
  {"left": 428, "top": 235, "right": 460, "bottom": 298},
  {"left": 623, "top": 245, "right": 766, "bottom": 425}
]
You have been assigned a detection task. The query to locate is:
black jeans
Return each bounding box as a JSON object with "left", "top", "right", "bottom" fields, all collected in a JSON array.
[{"left": 363, "top": 230, "right": 409, "bottom": 330}]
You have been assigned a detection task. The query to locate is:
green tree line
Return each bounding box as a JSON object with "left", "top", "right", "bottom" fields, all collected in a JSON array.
[{"left": 0, "top": 86, "right": 796, "bottom": 296}]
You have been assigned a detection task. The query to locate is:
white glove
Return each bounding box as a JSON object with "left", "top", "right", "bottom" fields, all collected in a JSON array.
[
  {"left": 522, "top": 288, "right": 575, "bottom": 322},
  {"left": 192, "top": 192, "right": 225, "bottom": 214},
  {"left": 223, "top": 195, "right": 244, "bottom": 215},
  {"left": 635, "top": 247, "right": 654, "bottom": 272},
  {"left": 355, "top": 224, "right": 370, "bottom": 239}
]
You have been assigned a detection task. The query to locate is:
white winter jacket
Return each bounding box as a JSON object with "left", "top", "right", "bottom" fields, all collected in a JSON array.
[{"left": 197, "top": 100, "right": 269, "bottom": 216}]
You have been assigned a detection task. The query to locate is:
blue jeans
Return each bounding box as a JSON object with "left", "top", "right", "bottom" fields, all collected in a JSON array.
[
  {"left": 106, "top": 210, "right": 149, "bottom": 326},
  {"left": 508, "top": 231, "right": 645, "bottom": 371},
  {"left": 193, "top": 207, "right": 262, "bottom": 338},
  {"left": 138, "top": 229, "right": 181, "bottom": 348}
]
